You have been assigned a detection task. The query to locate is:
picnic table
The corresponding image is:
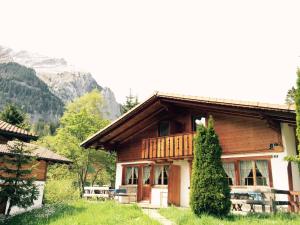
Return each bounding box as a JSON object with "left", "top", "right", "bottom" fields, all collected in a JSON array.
[
  {"left": 83, "top": 186, "right": 113, "bottom": 199},
  {"left": 231, "top": 191, "right": 266, "bottom": 212}
]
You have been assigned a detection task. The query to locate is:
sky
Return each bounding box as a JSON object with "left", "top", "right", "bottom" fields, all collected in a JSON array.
[{"left": 0, "top": 0, "right": 300, "bottom": 104}]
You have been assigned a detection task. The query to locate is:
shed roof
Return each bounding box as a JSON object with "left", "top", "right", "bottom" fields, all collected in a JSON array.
[
  {"left": 0, "top": 141, "right": 72, "bottom": 164},
  {"left": 0, "top": 120, "right": 38, "bottom": 141}
]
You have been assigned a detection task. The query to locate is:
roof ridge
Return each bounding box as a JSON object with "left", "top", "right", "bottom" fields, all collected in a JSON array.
[{"left": 156, "top": 92, "right": 295, "bottom": 111}]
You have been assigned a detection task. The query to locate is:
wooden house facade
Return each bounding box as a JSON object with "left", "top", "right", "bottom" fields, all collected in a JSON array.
[
  {"left": 82, "top": 92, "right": 298, "bottom": 207},
  {"left": 0, "top": 120, "right": 71, "bottom": 214}
]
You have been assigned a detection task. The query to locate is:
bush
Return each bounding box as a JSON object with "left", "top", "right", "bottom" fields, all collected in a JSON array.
[
  {"left": 190, "top": 116, "right": 231, "bottom": 217},
  {"left": 44, "top": 179, "right": 79, "bottom": 204}
]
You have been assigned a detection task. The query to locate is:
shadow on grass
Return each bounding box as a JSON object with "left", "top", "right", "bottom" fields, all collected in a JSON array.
[{"left": 0, "top": 203, "right": 86, "bottom": 225}]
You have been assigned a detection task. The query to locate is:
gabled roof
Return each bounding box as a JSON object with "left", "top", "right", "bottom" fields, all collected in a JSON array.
[
  {"left": 81, "top": 92, "right": 295, "bottom": 149},
  {"left": 0, "top": 120, "right": 38, "bottom": 141},
  {"left": 0, "top": 141, "right": 72, "bottom": 164}
]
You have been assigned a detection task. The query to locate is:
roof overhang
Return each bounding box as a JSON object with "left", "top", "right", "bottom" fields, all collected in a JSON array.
[{"left": 81, "top": 92, "right": 296, "bottom": 150}]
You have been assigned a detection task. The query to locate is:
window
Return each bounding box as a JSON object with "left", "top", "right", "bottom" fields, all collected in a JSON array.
[
  {"left": 158, "top": 121, "right": 170, "bottom": 137},
  {"left": 154, "top": 165, "right": 169, "bottom": 185},
  {"left": 125, "top": 166, "right": 139, "bottom": 185},
  {"left": 222, "top": 162, "right": 235, "bottom": 185},
  {"left": 143, "top": 166, "right": 151, "bottom": 185},
  {"left": 240, "top": 160, "right": 269, "bottom": 186},
  {"left": 192, "top": 115, "right": 206, "bottom": 131}
]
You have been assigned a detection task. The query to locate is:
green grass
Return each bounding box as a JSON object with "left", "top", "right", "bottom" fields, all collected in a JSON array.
[
  {"left": 159, "top": 206, "right": 300, "bottom": 225},
  {"left": 1, "top": 200, "right": 160, "bottom": 225}
]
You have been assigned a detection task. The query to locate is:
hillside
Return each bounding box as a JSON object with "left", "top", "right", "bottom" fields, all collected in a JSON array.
[
  {"left": 0, "top": 62, "right": 65, "bottom": 122},
  {"left": 0, "top": 45, "right": 121, "bottom": 121}
]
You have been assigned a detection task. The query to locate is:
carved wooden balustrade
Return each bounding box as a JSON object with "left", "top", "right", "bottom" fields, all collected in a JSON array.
[{"left": 141, "top": 133, "right": 195, "bottom": 159}]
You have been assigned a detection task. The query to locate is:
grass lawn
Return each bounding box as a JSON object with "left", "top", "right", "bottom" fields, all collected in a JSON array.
[
  {"left": 1, "top": 200, "right": 160, "bottom": 225},
  {"left": 159, "top": 206, "right": 300, "bottom": 225}
]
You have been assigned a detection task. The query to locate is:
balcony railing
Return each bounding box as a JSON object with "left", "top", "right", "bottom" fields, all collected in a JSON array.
[{"left": 141, "top": 133, "right": 196, "bottom": 159}]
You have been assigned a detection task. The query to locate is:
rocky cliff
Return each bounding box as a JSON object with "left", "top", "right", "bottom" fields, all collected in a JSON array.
[{"left": 0, "top": 45, "right": 121, "bottom": 121}]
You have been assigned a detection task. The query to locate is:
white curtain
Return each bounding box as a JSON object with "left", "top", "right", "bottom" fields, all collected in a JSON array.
[
  {"left": 155, "top": 166, "right": 161, "bottom": 184},
  {"left": 164, "top": 166, "right": 169, "bottom": 177},
  {"left": 240, "top": 161, "right": 253, "bottom": 185},
  {"left": 126, "top": 167, "right": 132, "bottom": 184},
  {"left": 143, "top": 166, "right": 151, "bottom": 184},
  {"left": 134, "top": 167, "right": 139, "bottom": 179},
  {"left": 256, "top": 160, "right": 269, "bottom": 185},
  {"left": 223, "top": 162, "right": 235, "bottom": 184}
]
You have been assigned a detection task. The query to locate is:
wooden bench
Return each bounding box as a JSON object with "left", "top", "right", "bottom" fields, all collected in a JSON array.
[{"left": 231, "top": 199, "right": 266, "bottom": 212}]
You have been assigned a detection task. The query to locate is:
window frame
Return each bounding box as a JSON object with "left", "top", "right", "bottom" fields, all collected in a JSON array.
[
  {"left": 123, "top": 166, "right": 139, "bottom": 185},
  {"left": 222, "top": 157, "right": 273, "bottom": 187},
  {"left": 158, "top": 121, "right": 170, "bottom": 137},
  {"left": 154, "top": 164, "right": 169, "bottom": 186},
  {"left": 191, "top": 115, "right": 206, "bottom": 132}
]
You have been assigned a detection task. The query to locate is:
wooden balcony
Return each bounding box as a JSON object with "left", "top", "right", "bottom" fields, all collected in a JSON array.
[{"left": 141, "top": 133, "right": 196, "bottom": 159}]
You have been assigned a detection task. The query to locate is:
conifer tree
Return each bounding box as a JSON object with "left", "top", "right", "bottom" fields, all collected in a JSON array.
[
  {"left": 0, "top": 104, "right": 30, "bottom": 130},
  {"left": 190, "top": 116, "right": 231, "bottom": 217},
  {"left": 286, "top": 69, "right": 300, "bottom": 163},
  {"left": 285, "top": 86, "right": 296, "bottom": 105},
  {"left": 121, "top": 89, "right": 139, "bottom": 114},
  {"left": 0, "top": 141, "right": 39, "bottom": 217}
]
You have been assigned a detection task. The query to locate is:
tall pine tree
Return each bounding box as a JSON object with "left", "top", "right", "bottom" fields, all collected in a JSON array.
[
  {"left": 121, "top": 89, "right": 139, "bottom": 114},
  {"left": 190, "top": 116, "right": 231, "bottom": 217},
  {"left": 0, "top": 141, "right": 39, "bottom": 217}
]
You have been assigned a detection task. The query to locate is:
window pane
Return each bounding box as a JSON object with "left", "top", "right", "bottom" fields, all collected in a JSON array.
[
  {"left": 154, "top": 166, "right": 162, "bottom": 185},
  {"left": 222, "top": 162, "right": 235, "bottom": 185},
  {"left": 240, "top": 161, "right": 253, "bottom": 186},
  {"left": 255, "top": 160, "right": 269, "bottom": 186},
  {"left": 154, "top": 165, "right": 169, "bottom": 185},
  {"left": 163, "top": 166, "right": 169, "bottom": 185},
  {"left": 192, "top": 116, "right": 206, "bottom": 131},
  {"left": 159, "top": 121, "right": 170, "bottom": 137},
  {"left": 126, "top": 167, "right": 132, "bottom": 185},
  {"left": 133, "top": 167, "right": 139, "bottom": 184},
  {"left": 143, "top": 166, "right": 151, "bottom": 184}
]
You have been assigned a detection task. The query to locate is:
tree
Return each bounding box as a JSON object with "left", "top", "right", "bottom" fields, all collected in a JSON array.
[
  {"left": 0, "top": 104, "right": 30, "bottom": 130},
  {"left": 190, "top": 116, "right": 231, "bottom": 217},
  {"left": 121, "top": 89, "right": 139, "bottom": 114},
  {"left": 39, "top": 90, "right": 113, "bottom": 197},
  {"left": 286, "top": 86, "right": 296, "bottom": 105},
  {"left": 0, "top": 141, "right": 39, "bottom": 217},
  {"left": 286, "top": 69, "right": 300, "bottom": 163}
]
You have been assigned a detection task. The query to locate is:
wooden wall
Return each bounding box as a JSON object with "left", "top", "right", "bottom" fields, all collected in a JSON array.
[
  {"left": 0, "top": 158, "right": 47, "bottom": 181},
  {"left": 117, "top": 110, "right": 282, "bottom": 162},
  {"left": 213, "top": 113, "right": 281, "bottom": 154}
]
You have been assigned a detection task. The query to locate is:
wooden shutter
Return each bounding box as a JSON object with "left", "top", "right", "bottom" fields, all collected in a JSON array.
[{"left": 168, "top": 165, "right": 181, "bottom": 206}]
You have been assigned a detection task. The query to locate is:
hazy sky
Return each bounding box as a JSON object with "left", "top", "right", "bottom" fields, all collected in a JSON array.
[{"left": 0, "top": 0, "right": 300, "bottom": 104}]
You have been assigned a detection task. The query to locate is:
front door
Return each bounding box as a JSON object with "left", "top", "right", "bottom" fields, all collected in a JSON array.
[
  {"left": 142, "top": 165, "right": 151, "bottom": 201},
  {"left": 168, "top": 164, "right": 181, "bottom": 206}
]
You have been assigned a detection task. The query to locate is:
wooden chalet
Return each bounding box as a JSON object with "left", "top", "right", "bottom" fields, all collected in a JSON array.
[
  {"left": 0, "top": 120, "right": 71, "bottom": 214},
  {"left": 81, "top": 92, "right": 298, "bottom": 208}
]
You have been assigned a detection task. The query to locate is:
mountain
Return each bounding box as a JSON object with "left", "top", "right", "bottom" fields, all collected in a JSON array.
[
  {"left": 0, "top": 46, "right": 121, "bottom": 121},
  {"left": 0, "top": 62, "right": 65, "bottom": 122}
]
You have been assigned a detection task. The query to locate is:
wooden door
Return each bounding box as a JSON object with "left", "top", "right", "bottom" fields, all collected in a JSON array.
[
  {"left": 142, "top": 165, "right": 151, "bottom": 201},
  {"left": 168, "top": 165, "right": 180, "bottom": 206}
]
